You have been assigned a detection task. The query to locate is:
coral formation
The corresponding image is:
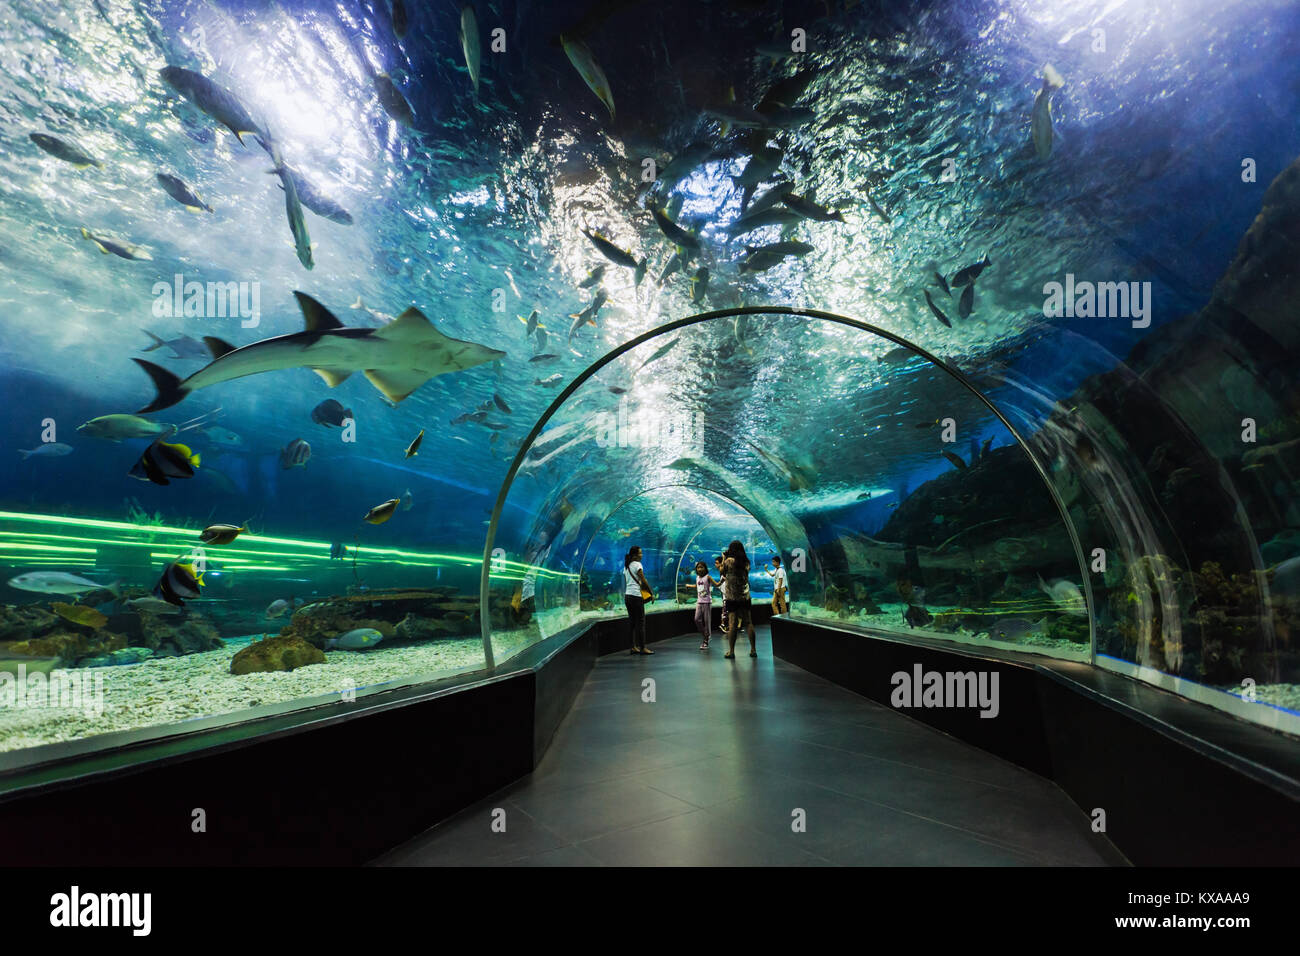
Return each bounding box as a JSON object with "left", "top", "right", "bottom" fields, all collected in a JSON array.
[{"left": 230, "top": 634, "right": 326, "bottom": 675}]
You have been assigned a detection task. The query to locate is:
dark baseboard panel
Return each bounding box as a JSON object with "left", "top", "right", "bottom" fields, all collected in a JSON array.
[
  {"left": 770, "top": 616, "right": 1300, "bottom": 866},
  {"left": 0, "top": 614, "right": 656, "bottom": 866}
]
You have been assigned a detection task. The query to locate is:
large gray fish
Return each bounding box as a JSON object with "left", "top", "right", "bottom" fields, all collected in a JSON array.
[
  {"left": 80, "top": 228, "right": 151, "bottom": 260},
  {"left": 739, "top": 241, "right": 812, "bottom": 272},
  {"left": 782, "top": 192, "right": 844, "bottom": 222},
  {"left": 659, "top": 251, "right": 683, "bottom": 283},
  {"left": 569, "top": 290, "right": 607, "bottom": 339},
  {"left": 1031, "top": 64, "right": 1065, "bottom": 160},
  {"left": 581, "top": 229, "right": 644, "bottom": 284},
  {"left": 560, "top": 34, "right": 615, "bottom": 120},
  {"left": 983, "top": 617, "right": 1043, "bottom": 642},
  {"left": 18, "top": 443, "right": 73, "bottom": 459},
  {"left": 745, "top": 181, "right": 796, "bottom": 219},
  {"left": 7, "top": 571, "right": 118, "bottom": 597},
  {"left": 460, "top": 4, "right": 481, "bottom": 95},
  {"left": 650, "top": 206, "right": 700, "bottom": 251},
  {"left": 267, "top": 141, "right": 313, "bottom": 269},
  {"left": 864, "top": 188, "right": 891, "bottom": 224},
  {"left": 951, "top": 254, "right": 991, "bottom": 287},
  {"left": 78, "top": 414, "right": 176, "bottom": 441},
  {"left": 725, "top": 205, "right": 801, "bottom": 237},
  {"left": 731, "top": 146, "right": 784, "bottom": 211},
  {"left": 1038, "top": 574, "right": 1086, "bottom": 617},
  {"left": 156, "top": 173, "right": 213, "bottom": 213},
  {"left": 924, "top": 290, "right": 951, "bottom": 328},
  {"left": 326, "top": 627, "right": 384, "bottom": 650},
  {"left": 690, "top": 266, "right": 709, "bottom": 304},
  {"left": 374, "top": 72, "right": 415, "bottom": 126},
  {"left": 636, "top": 336, "right": 680, "bottom": 372},
  {"left": 958, "top": 283, "right": 974, "bottom": 318},
  {"left": 159, "top": 66, "right": 263, "bottom": 145},
  {"left": 656, "top": 142, "right": 714, "bottom": 192},
  {"left": 277, "top": 166, "right": 353, "bottom": 225},
  {"left": 141, "top": 329, "right": 210, "bottom": 359},
  {"left": 30, "top": 132, "right": 101, "bottom": 168},
  {"left": 133, "top": 292, "right": 505, "bottom": 411}
]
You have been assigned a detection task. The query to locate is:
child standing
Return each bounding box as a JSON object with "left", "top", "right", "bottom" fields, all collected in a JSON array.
[
  {"left": 714, "top": 555, "right": 728, "bottom": 637},
  {"left": 693, "top": 561, "right": 719, "bottom": 649},
  {"left": 768, "top": 555, "right": 789, "bottom": 614}
]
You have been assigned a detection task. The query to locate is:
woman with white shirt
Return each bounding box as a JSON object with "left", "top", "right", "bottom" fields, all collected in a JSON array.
[{"left": 624, "top": 546, "right": 655, "bottom": 655}]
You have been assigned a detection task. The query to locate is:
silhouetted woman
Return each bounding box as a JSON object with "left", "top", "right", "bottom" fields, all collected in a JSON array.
[
  {"left": 624, "top": 545, "right": 655, "bottom": 655},
  {"left": 722, "top": 540, "right": 757, "bottom": 659}
]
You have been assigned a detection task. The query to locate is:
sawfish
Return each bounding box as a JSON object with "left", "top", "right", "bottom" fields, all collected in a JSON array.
[{"left": 134, "top": 292, "right": 505, "bottom": 412}]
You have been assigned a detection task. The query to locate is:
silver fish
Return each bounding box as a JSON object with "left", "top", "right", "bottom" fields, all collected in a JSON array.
[
  {"left": 159, "top": 66, "right": 264, "bottom": 145},
  {"left": 459, "top": 5, "right": 481, "bottom": 95},
  {"left": 30, "top": 132, "right": 100, "bottom": 168},
  {"left": 1031, "top": 64, "right": 1065, "bottom": 160}
]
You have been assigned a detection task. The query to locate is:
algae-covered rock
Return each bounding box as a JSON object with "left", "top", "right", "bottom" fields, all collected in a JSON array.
[
  {"left": 143, "top": 611, "right": 223, "bottom": 657},
  {"left": 279, "top": 589, "right": 481, "bottom": 648},
  {"left": 1044, "top": 615, "right": 1090, "bottom": 644},
  {"left": 230, "top": 634, "right": 325, "bottom": 675},
  {"left": 0, "top": 605, "right": 62, "bottom": 642},
  {"left": 1, "top": 630, "right": 126, "bottom": 666}
]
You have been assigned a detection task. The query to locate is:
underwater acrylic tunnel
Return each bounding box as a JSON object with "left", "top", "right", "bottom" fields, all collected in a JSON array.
[
  {"left": 0, "top": 0, "right": 1297, "bottom": 897},
  {"left": 478, "top": 306, "right": 1098, "bottom": 668}
]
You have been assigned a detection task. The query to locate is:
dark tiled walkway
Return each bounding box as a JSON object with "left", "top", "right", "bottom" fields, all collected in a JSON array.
[{"left": 377, "top": 628, "right": 1123, "bottom": 866}]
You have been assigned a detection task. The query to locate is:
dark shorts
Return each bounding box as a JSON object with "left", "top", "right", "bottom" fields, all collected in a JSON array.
[{"left": 725, "top": 598, "right": 752, "bottom": 626}]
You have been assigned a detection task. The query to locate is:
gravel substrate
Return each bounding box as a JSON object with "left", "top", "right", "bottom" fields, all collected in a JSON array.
[
  {"left": 787, "top": 602, "right": 1090, "bottom": 659},
  {"left": 0, "top": 631, "right": 536, "bottom": 754},
  {"left": 1220, "top": 682, "right": 1300, "bottom": 713}
]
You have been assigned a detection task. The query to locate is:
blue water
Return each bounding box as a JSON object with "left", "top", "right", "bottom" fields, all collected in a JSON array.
[{"left": 0, "top": 0, "right": 1298, "bottom": 733}]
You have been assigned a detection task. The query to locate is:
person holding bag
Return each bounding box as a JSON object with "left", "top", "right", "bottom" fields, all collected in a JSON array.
[
  {"left": 624, "top": 545, "right": 655, "bottom": 655},
  {"left": 722, "top": 540, "right": 757, "bottom": 659}
]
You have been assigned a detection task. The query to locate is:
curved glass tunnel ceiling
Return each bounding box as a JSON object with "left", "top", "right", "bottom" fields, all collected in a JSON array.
[
  {"left": 484, "top": 310, "right": 1092, "bottom": 668},
  {"left": 1, "top": 0, "right": 1298, "bottom": 762}
]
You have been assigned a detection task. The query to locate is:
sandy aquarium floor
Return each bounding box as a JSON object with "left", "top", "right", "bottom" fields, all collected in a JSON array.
[{"left": 0, "top": 630, "right": 536, "bottom": 754}]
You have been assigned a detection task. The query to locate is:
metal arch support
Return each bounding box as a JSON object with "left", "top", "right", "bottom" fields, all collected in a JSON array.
[{"left": 480, "top": 306, "right": 1097, "bottom": 667}]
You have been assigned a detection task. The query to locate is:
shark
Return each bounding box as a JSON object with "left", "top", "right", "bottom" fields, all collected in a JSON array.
[{"left": 133, "top": 292, "right": 506, "bottom": 412}]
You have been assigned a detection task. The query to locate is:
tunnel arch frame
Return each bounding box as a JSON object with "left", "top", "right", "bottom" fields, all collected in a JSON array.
[
  {"left": 572, "top": 482, "right": 790, "bottom": 605},
  {"left": 480, "top": 306, "right": 1098, "bottom": 667}
]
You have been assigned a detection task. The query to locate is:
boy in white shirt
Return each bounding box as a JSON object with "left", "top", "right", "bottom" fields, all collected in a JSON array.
[{"left": 768, "top": 556, "right": 789, "bottom": 614}]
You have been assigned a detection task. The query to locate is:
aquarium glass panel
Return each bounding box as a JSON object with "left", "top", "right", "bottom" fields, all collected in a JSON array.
[{"left": 3, "top": 0, "right": 1299, "bottom": 766}]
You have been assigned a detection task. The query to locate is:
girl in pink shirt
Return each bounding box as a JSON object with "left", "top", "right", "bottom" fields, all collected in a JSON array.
[{"left": 693, "top": 561, "right": 720, "bottom": 650}]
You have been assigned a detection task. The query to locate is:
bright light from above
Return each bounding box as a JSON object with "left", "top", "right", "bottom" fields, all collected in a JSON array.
[
  {"left": 448, "top": 185, "right": 493, "bottom": 207},
  {"left": 254, "top": 78, "right": 342, "bottom": 150}
]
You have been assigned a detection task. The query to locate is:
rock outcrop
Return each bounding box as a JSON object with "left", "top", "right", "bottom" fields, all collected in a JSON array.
[{"left": 230, "top": 635, "right": 326, "bottom": 675}]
